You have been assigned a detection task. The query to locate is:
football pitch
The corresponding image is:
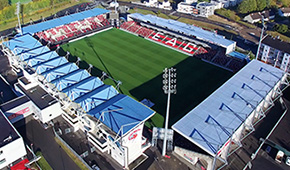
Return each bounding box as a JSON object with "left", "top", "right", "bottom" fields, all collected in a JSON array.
[{"left": 61, "top": 28, "right": 233, "bottom": 127}]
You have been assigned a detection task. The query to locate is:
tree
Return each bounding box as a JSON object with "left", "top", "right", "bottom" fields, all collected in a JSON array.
[
  {"left": 256, "top": 0, "right": 267, "bottom": 11},
  {"left": 238, "top": 0, "right": 257, "bottom": 14},
  {"left": 0, "top": 0, "right": 9, "bottom": 10},
  {"left": 273, "top": 24, "right": 288, "bottom": 33},
  {"left": 281, "top": 0, "right": 290, "bottom": 7}
]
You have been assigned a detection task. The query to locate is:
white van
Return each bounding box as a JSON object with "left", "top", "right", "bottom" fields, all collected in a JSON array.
[{"left": 275, "top": 151, "right": 284, "bottom": 163}]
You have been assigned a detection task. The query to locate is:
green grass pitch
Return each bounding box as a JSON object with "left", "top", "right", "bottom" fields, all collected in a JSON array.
[{"left": 61, "top": 28, "right": 233, "bottom": 128}]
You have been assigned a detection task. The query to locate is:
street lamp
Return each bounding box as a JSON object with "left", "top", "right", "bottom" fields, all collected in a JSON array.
[{"left": 162, "top": 67, "right": 176, "bottom": 156}]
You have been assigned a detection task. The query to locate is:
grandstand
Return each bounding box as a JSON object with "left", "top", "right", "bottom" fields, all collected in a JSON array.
[
  {"left": 128, "top": 13, "right": 236, "bottom": 54},
  {"left": 35, "top": 15, "right": 110, "bottom": 44},
  {"left": 1, "top": 8, "right": 158, "bottom": 169},
  {"left": 120, "top": 14, "right": 247, "bottom": 72},
  {"left": 172, "top": 60, "right": 289, "bottom": 169},
  {"left": 19, "top": 8, "right": 111, "bottom": 45}
]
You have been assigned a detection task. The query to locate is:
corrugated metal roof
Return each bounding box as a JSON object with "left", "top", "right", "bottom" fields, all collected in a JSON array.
[{"left": 172, "top": 60, "right": 285, "bottom": 156}]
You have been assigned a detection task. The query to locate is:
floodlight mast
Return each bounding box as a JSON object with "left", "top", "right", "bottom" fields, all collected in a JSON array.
[
  {"left": 162, "top": 67, "right": 176, "bottom": 156},
  {"left": 16, "top": 2, "right": 23, "bottom": 35},
  {"left": 256, "top": 16, "right": 265, "bottom": 60}
]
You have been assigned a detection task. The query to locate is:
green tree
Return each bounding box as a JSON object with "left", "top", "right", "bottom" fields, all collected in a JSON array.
[
  {"left": 238, "top": 0, "right": 257, "bottom": 14},
  {"left": 0, "top": 0, "right": 9, "bottom": 10},
  {"left": 256, "top": 0, "right": 267, "bottom": 11},
  {"left": 273, "top": 24, "right": 288, "bottom": 33},
  {"left": 281, "top": 0, "right": 290, "bottom": 7}
]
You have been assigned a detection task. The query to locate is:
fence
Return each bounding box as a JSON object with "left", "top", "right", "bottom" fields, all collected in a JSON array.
[{"left": 53, "top": 128, "right": 93, "bottom": 170}]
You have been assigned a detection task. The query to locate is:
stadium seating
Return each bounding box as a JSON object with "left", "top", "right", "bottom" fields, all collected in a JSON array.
[
  {"left": 121, "top": 21, "right": 155, "bottom": 38},
  {"left": 121, "top": 20, "right": 245, "bottom": 72},
  {"left": 35, "top": 14, "right": 110, "bottom": 44}
]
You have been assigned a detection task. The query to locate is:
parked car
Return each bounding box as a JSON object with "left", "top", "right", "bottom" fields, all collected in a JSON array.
[
  {"left": 92, "top": 164, "right": 100, "bottom": 170},
  {"left": 285, "top": 156, "right": 290, "bottom": 166},
  {"left": 42, "top": 123, "right": 49, "bottom": 130},
  {"left": 275, "top": 150, "right": 284, "bottom": 163}
]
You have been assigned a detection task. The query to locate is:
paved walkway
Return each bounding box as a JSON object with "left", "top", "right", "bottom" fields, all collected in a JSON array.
[{"left": 15, "top": 116, "right": 81, "bottom": 170}]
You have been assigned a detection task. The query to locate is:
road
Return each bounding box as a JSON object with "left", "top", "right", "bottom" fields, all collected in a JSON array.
[{"left": 14, "top": 116, "right": 81, "bottom": 170}]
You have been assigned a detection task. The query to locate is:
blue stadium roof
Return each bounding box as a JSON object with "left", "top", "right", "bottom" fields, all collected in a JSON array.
[
  {"left": 17, "top": 44, "right": 50, "bottom": 57},
  {"left": 25, "top": 51, "right": 59, "bottom": 67},
  {"left": 74, "top": 84, "right": 118, "bottom": 112},
  {"left": 172, "top": 60, "right": 286, "bottom": 156},
  {"left": 88, "top": 94, "right": 155, "bottom": 135},
  {"left": 5, "top": 32, "right": 155, "bottom": 137},
  {"left": 22, "top": 8, "right": 110, "bottom": 34},
  {"left": 3, "top": 34, "right": 42, "bottom": 52},
  {"left": 20, "top": 46, "right": 53, "bottom": 61},
  {"left": 51, "top": 70, "right": 92, "bottom": 91},
  {"left": 42, "top": 63, "right": 79, "bottom": 82},
  {"left": 33, "top": 57, "right": 68, "bottom": 74},
  {"left": 129, "top": 13, "right": 235, "bottom": 48},
  {"left": 62, "top": 76, "right": 103, "bottom": 101}
]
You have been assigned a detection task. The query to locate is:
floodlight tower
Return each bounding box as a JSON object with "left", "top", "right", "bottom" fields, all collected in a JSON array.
[
  {"left": 162, "top": 67, "right": 176, "bottom": 156},
  {"left": 16, "top": 2, "right": 22, "bottom": 35},
  {"left": 256, "top": 16, "right": 265, "bottom": 60}
]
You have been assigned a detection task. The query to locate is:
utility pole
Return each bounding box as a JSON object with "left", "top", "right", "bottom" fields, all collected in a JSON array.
[{"left": 162, "top": 67, "right": 176, "bottom": 156}]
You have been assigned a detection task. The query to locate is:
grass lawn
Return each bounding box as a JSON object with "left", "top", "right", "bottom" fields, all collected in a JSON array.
[
  {"left": 36, "top": 151, "right": 53, "bottom": 170},
  {"left": 0, "top": 0, "right": 89, "bottom": 32},
  {"left": 11, "top": 0, "right": 31, "bottom": 4},
  {"left": 61, "top": 28, "right": 233, "bottom": 127}
]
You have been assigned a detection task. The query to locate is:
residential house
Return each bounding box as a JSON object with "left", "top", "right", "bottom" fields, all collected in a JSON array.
[
  {"left": 244, "top": 10, "right": 275, "bottom": 23},
  {"left": 278, "top": 7, "right": 290, "bottom": 17}
]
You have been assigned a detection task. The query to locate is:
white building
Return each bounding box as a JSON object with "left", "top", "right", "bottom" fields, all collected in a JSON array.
[
  {"left": 257, "top": 35, "right": 290, "bottom": 73},
  {"left": 142, "top": 0, "right": 172, "bottom": 10},
  {"left": 144, "top": 0, "right": 158, "bottom": 7},
  {"left": 0, "top": 110, "right": 27, "bottom": 169},
  {"left": 172, "top": 60, "right": 289, "bottom": 169},
  {"left": 196, "top": 2, "right": 215, "bottom": 17},
  {"left": 158, "top": 1, "right": 172, "bottom": 10},
  {"left": 210, "top": 0, "right": 224, "bottom": 10},
  {"left": 177, "top": 1, "right": 215, "bottom": 17},
  {"left": 177, "top": 2, "right": 198, "bottom": 14},
  {"left": 211, "top": 0, "right": 242, "bottom": 8}
]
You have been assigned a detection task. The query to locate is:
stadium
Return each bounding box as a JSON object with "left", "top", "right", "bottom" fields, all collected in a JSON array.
[{"left": 1, "top": 6, "right": 289, "bottom": 170}]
